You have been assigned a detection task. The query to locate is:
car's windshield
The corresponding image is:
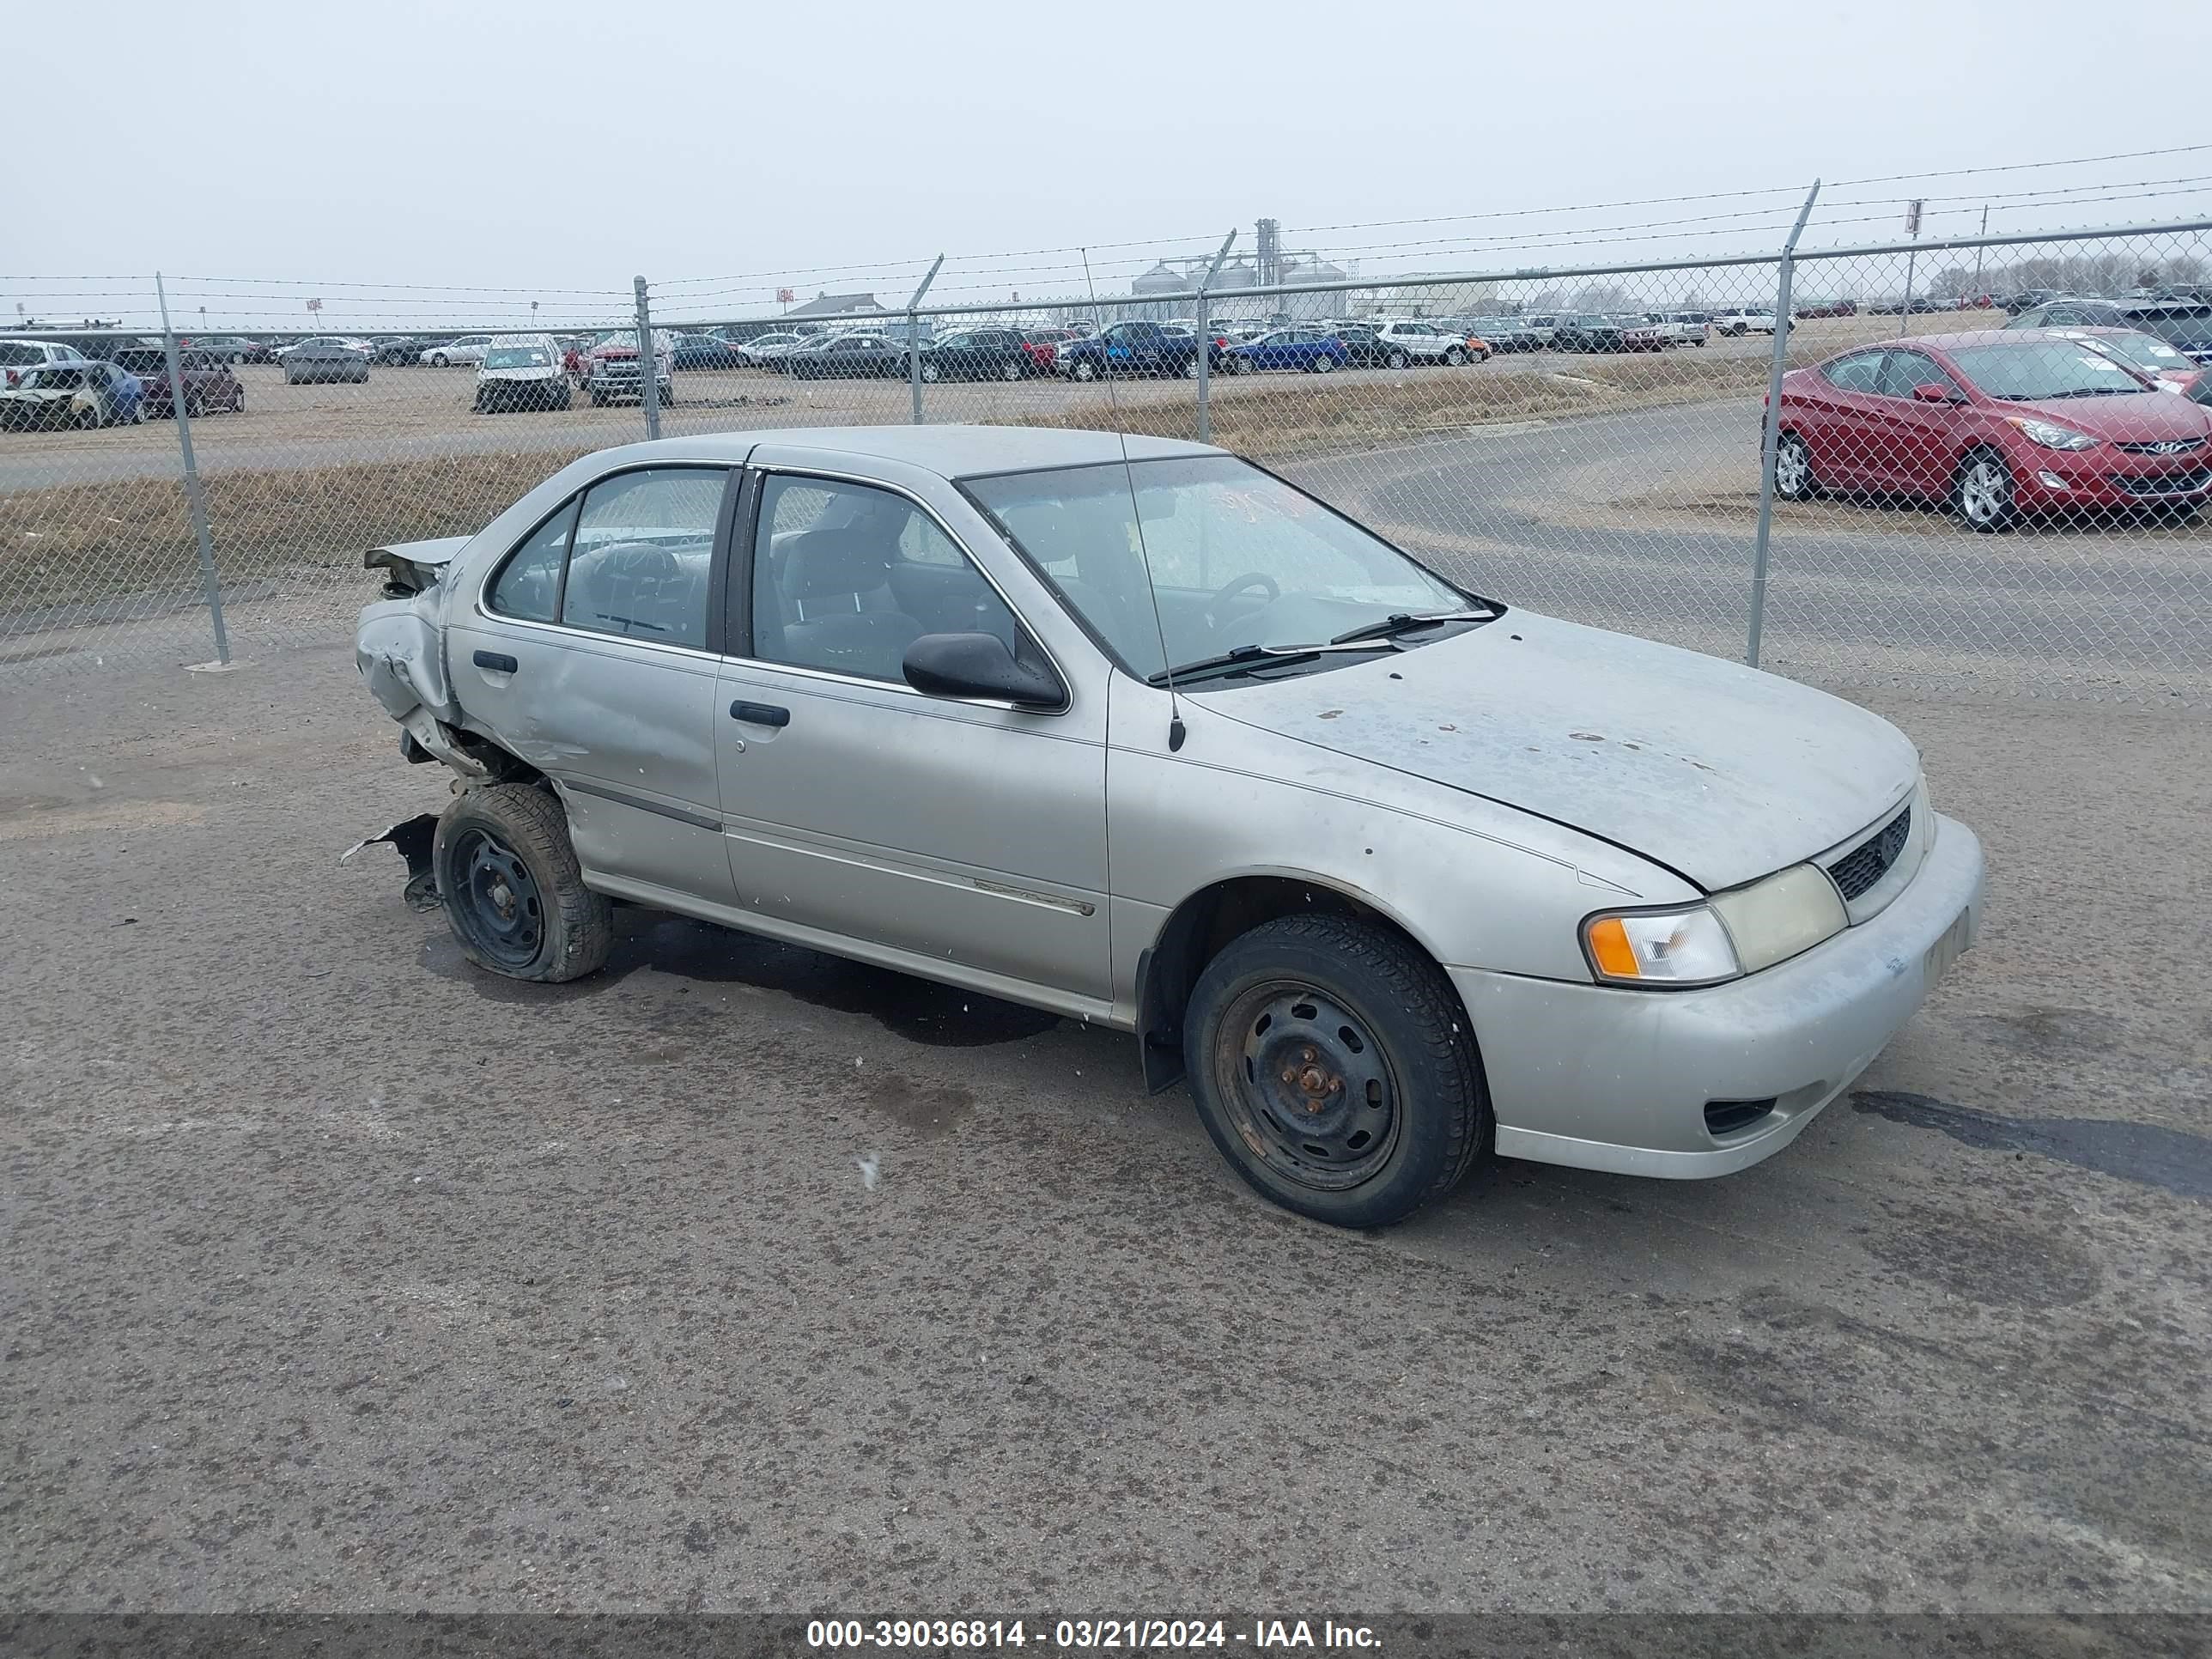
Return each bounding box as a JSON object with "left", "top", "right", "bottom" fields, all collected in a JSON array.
[
  {"left": 2088, "top": 332, "right": 2190, "bottom": 371},
  {"left": 1948, "top": 342, "right": 2151, "bottom": 399},
  {"left": 2124, "top": 307, "right": 2212, "bottom": 345},
  {"left": 485, "top": 345, "right": 551, "bottom": 369},
  {"left": 965, "top": 455, "right": 1475, "bottom": 682}
]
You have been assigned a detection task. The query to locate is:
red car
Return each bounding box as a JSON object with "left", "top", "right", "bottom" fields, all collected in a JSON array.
[
  {"left": 1019, "top": 328, "right": 1079, "bottom": 374},
  {"left": 1772, "top": 329, "right": 2212, "bottom": 530}
]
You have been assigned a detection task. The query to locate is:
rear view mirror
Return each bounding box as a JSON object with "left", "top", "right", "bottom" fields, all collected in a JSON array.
[
  {"left": 1912, "top": 383, "right": 1956, "bottom": 404},
  {"left": 902, "top": 632, "right": 1064, "bottom": 708}
]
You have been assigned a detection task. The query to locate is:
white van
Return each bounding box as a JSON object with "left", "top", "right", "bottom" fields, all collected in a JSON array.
[{"left": 472, "top": 334, "right": 570, "bottom": 414}]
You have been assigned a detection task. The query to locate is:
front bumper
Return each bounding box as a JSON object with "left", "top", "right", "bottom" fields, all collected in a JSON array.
[
  {"left": 1449, "top": 811, "right": 1984, "bottom": 1179},
  {"left": 2013, "top": 447, "right": 2212, "bottom": 509}
]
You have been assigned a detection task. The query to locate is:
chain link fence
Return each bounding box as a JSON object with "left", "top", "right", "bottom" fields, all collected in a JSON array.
[{"left": 3, "top": 221, "right": 2208, "bottom": 706}]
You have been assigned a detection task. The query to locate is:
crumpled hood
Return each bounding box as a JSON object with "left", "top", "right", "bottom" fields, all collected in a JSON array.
[{"left": 1200, "top": 612, "right": 1918, "bottom": 892}]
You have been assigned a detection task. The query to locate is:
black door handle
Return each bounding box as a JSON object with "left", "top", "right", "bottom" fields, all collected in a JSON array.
[
  {"left": 730, "top": 700, "right": 790, "bottom": 727},
  {"left": 473, "top": 649, "right": 519, "bottom": 674}
]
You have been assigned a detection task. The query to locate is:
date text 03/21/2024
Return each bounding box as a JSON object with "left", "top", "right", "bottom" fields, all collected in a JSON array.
[{"left": 805, "top": 1619, "right": 1382, "bottom": 1650}]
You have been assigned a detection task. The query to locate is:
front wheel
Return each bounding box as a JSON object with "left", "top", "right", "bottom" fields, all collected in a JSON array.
[
  {"left": 1000, "top": 358, "right": 1023, "bottom": 382},
  {"left": 1443, "top": 346, "right": 1468, "bottom": 367},
  {"left": 1230, "top": 356, "right": 1252, "bottom": 374},
  {"left": 920, "top": 360, "right": 942, "bottom": 383},
  {"left": 1310, "top": 354, "right": 1337, "bottom": 374},
  {"left": 1953, "top": 450, "right": 2017, "bottom": 532},
  {"left": 1386, "top": 349, "right": 1410, "bottom": 369},
  {"left": 434, "top": 784, "right": 611, "bottom": 983},
  {"left": 1184, "top": 915, "right": 1490, "bottom": 1229},
  {"left": 1071, "top": 359, "right": 1098, "bottom": 382},
  {"left": 429, "top": 353, "right": 448, "bottom": 368}
]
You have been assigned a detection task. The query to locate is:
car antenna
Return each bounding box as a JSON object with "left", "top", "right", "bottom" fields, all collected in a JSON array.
[{"left": 1080, "top": 236, "right": 1231, "bottom": 754}]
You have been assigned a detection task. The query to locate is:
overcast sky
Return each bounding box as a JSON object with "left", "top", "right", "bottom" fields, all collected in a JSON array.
[{"left": 6, "top": 0, "right": 2209, "bottom": 328}]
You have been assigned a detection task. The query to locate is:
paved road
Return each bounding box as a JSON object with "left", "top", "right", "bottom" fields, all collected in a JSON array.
[
  {"left": 1282, "top": 405, "right": 2212, "bottom": 702},
  {"left": 2, "top": 642, "right": 2209, "bottom": 1620}
]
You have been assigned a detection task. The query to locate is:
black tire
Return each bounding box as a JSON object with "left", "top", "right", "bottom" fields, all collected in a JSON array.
[
  {"left": 590, "top": 389, "right": 608, "bottom": 406},
  {"left": 1386, "top": 349, "right": 1410, "bottom": 369},
  {"left": 1183, "top": 914, "right": 1489, "bottom": 1229},
  {"left": 1000, "top": 357, "right": 1023, "bottom": 382},
  {"left": 434, "top": 783, "right": 611, "bottom": 983},
  {"left": 659, "top": 382, "right": 674, "bottom": 406},
  {"left": 1952, "top": 447, "right": 2017, "bottom": 533},
  {"left": 1443, "top": 346, "right": 1468, "bottom": 367},
  {"left": 429, "top": 352, "right": 448, "bottom": 368},
  {"left": 1772, "top": 431, "right": 1819, "bottom": 501},
  {"left": 1071, "top": 358, "right": 1098, "bottom": 382}
]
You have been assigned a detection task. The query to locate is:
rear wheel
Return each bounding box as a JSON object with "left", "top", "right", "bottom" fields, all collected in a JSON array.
[
  {"left": 1443, "top": 346, "right": 1468, "bottom": 367},
  {"left": 1772, "top": 431, "right": 1818, "bottom": 501},
  {"left": 1072, "top": 358, "right": 1098, "bottom": 382},
  {"left": 1000, "top": 358, "right": 1023, "bottom": 381},
  {"left": 1386, "top": 349, "right": 1410, "bottom": 369},
  {"left": 1311, "top": 355, "right": 1337, "bottom": 374},
  {"left": 434, "top": 784, "right": 611, "bottom": 983},
  {"left": 1953, "top": 449, "right": 2017, "bottom": 532},
  {"left": 1184, "top": 914, "right": 1489, "bottom": 1229},
  {"left": 429, "top": 352, "right": 448, "bottom": 368}
]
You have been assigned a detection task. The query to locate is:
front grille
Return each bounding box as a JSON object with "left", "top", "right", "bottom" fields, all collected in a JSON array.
[
  {"left": 2112, "top": 467, "right": 2211, "bottom": 497},
  {"left": 1705, "top": 1098, "right": 1777, "bottom": 1136},
  {"left": 2113, "top": 437, "right": 2206, "bottom": 455},
  {"left": 1827, "top": 805, "right": 1911, "bottom": 902}
]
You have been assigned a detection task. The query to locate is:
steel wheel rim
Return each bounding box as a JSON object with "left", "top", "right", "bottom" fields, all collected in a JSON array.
[
  {"left": 1212, "top": 979, "right": 1401, "bottom": 1192},
  {"left": 1001, "top": 360, "right": 1022, "bottom": 380},
  {"left": 1775, "top": 440, "right": 1808, "bottom": 496},
  {"left": 1961, "top": 459, "right": 2008, "bottom": 522},
  {"left": 449, "top": 826, "right": 544, "bottom": 969}
]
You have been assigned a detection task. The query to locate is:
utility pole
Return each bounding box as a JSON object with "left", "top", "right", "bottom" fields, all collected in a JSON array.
[{"left": 1971, "top": 204, "right": 1990, "bottom": 302}]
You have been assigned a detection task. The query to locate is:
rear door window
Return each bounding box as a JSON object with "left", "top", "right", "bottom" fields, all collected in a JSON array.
[{"left": 561, "top": 469, "right": 726, "bottom": 648}]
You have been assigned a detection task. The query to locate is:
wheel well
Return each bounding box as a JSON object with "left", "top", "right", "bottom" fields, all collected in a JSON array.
[{"left": 1135, "top": 876, "right": 1439, "bottom": 1093}]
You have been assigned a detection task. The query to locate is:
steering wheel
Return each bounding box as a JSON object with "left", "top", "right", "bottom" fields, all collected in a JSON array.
[{"left": 1203, "top": 571, "right": 1280, "bottom": 631}]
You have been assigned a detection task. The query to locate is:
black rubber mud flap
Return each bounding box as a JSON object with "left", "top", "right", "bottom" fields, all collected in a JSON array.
[{"left": 341, "top": 812, "right": 441, "bottom": 911}]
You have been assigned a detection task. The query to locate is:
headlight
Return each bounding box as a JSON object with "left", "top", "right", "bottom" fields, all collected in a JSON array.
[
  {"left": 2004, "top": 416, "right": 2098, "bottom": 451},
  {"left": 1582, "top": 905, "right": 1740, "bottom": 988},
  {"left": 1584, "top": 864, "right": 1847, "bottom": 988}
]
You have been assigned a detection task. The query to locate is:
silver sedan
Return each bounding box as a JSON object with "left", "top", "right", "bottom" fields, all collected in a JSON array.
[{"left": 354, "top": 426, "right": 1984, "bottom": 1227}]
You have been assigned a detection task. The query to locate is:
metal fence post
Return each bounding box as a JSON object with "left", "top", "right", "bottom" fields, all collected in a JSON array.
[
  {"left": 1192, "top": 229, "right": 1238, "bottom": 444},
  {"left": 1747, "top": 180, "right": 1821, "bottom": 670},
  {"left": 155, "top": 272, "right": 230, "bottom": 665},
  {"left": 635, "top": 276, "right": 660, "bottom": 441},
  {"left": 905, "top": 255, "right": 944, "bottom": 425}
]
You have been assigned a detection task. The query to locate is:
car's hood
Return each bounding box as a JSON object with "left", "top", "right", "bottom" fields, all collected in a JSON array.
[
  {"left": 2007, "top": 389, "right": 2212, "bottom": 441},
  {"left": 1196, "top": 612, "right": 1918, "bottom": 892},
  {"left": 479, "top": 366, "right": 559, "bottom": 382}
]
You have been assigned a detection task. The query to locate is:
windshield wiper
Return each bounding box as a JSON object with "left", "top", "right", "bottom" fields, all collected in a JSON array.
[
  {"left": 1328, "top": 608, "right": 1494, "bottom": 646},
  {"left": 1146, "top": 640, "right": 1391, "bottom": 687}
]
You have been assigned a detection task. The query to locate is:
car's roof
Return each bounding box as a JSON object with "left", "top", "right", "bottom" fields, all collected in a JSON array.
[{"left": 589, "top": 423, "right": 1219, "bottom": 479}]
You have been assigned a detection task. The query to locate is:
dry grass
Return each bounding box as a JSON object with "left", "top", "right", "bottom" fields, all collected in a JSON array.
[
  {"left": 1, "top": 447, "right": 589, "bottom": 623},
  {"left": 1018, "top": 347, "right": 1804, "bottom": 460}
]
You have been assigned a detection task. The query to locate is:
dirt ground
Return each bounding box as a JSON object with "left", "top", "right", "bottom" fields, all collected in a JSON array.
[{"left": 1, "top": 631, "right": 2208, "bottom": 1620}]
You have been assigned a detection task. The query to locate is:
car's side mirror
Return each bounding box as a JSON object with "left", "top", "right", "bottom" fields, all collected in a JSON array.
[
  {"left": 902, "top": 631, "right": 1065, "bottom": 708},
  {"left": 1912, "top": 383, "right": 1958, "bottom": 404}
]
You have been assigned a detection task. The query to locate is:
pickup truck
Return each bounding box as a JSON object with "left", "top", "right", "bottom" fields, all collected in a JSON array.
[
  {"left": 1054, "top": 320, "right": 1206, "bottom": 381},
  {"left": 580, "top": 330, "right": 676, "bottom": 405}
]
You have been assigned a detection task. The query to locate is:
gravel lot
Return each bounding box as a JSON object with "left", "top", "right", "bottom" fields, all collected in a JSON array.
[{"left": 3, "top": 636, "right": 2208, "bottom": 1618}]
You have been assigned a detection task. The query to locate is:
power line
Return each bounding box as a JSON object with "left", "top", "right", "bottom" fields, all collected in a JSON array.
[{"left": 1829, "top": 143, "right": 2212, "bottom": 189}]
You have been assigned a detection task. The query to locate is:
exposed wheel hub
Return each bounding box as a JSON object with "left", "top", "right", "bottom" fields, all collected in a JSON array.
[{"left": 1219, "top": 981, "right": 1399, "bottom": 1190}]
